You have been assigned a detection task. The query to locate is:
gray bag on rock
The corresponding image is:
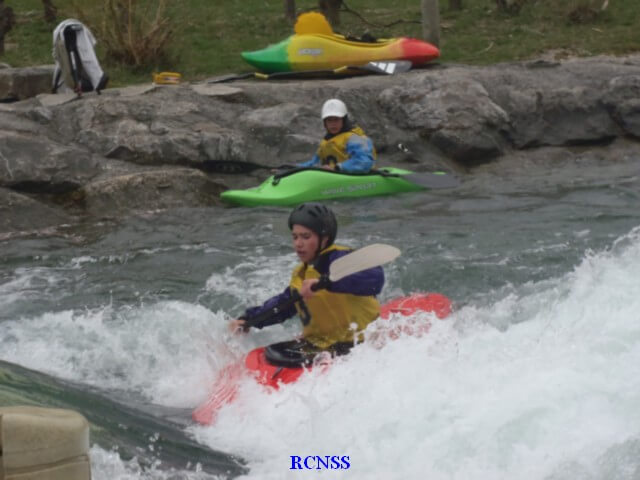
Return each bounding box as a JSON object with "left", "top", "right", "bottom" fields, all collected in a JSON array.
[{"left": 52, "top": 18, "right": 108, "bottom": 94}]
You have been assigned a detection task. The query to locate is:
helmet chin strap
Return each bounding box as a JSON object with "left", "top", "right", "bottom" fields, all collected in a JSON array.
[{"left": 312, "top": 236, "right": 330, "bottom": 261}]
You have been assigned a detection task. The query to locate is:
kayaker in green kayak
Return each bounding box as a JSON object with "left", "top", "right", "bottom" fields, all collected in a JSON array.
[
  {"left": 297, "top": 99, "right": 378, "bottom": 173},
  {"left": 229, "top": 203, "right": 384, "bottom": 361}
]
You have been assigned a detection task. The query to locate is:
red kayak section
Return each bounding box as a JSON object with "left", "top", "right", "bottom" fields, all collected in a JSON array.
[
  {"left": 380, "top": 292, "right": 451, "bottom": 319},
  {"left": 245, "top": 347, "right": 306, "bottom": 388},
  {"left": 192, "top": 292, "right": 451, "bottom": 425}
]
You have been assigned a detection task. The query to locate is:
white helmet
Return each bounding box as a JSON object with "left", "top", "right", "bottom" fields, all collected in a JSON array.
[{"left": 321, "top": 99, "right": 348, "bottom": 119}]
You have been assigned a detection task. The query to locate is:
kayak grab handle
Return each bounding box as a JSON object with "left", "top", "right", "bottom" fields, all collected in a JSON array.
[{"left": 271, "top": 167, "right": 313, "bottom": 185}]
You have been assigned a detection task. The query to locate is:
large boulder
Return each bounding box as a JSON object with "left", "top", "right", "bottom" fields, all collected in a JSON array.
[
  {"left": 0, "top": 66, "right": 54, "bottom": 101},
  {"left": 0, "top": 131, "right": 101, "bottom": 193},
  {"left": 76, "top": 168, "right": 227, "bottom": 215},
  {"left": 0, "top": 188, "right": 74, "bottom": 237},
  {"left": 603, "top": 75, "right": 640, "bottom": 139},
  {"left": 45, "top": 87, "right": 250, "bottom": 167}
]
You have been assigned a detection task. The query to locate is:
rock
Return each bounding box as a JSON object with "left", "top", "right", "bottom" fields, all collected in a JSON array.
[
  {"left": 1, "top": 54, "right": 640, "bottom": 235},
  {"left": 0, "top": 131, "right": 101, "bottom": 193},
  {"left": 45, "top": 88, "right": 249, "bottom": 166},
  {"left": 379, "top": 75, "right": 509, "bottom": 164},
  {"left": 239, "top": 102, "right": 317, "bottom": 146},
  {"left": 0, "top": 65, "right": 55, "bottom": 101},
  {"left": 277, "top": 134, "right": 317, "bottom": 161},
  {"left": 76, "top": 168, "right": 227, "bottom": 215},
  {"left": 37, "top": 92, "right": 79, "bottom": 107},
  {"left": 0, "top": 110, "right": 45, "bottom": 134},
  {"left": 603, "top": 75, "right": 640, "bottom": 138},
  {"left": 190, "top": 83, "right": 245, "bottom": 99},
  {"left": 117, "top": 84, "right": 158, "bottom": 97},
  {"left": 0, "top": 188, "right": 74, "bottom": 237},
  {"left": 501, "top": 85, "right": 620, "bottom": 148}
]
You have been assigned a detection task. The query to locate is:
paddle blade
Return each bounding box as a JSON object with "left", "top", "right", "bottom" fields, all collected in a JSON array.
[
  {"left": 357, "top": 60, "right": 413, "bottom": 75},
  {"left": 402, "top": 172, "right": 461, "bottom": 189},
  {"left": 207, "top": 72, "right": 255, "bottom": 84},
  {"left": 192, "top": 361, "right": 243, "bottom": 425},
  {"left": 329, "top": 244, "right": 401, "bottom": 281}
]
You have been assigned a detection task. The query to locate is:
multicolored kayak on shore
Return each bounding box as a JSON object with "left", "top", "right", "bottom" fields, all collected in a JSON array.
[
  {"left": 220, "top": 167, "right": 458, "bottom": 207},
  {"left": 241, "top": 12, "right": 439, "bottom": 74},
  {"left": 192, "top": 292, "right": 452, "bottom": 425}
]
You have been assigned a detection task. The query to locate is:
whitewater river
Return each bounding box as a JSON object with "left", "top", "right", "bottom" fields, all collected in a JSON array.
[{"left": 1, "top": 152, "right": 639, "bottom": 479}]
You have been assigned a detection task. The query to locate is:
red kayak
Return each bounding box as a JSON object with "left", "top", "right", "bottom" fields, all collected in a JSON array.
[{"left": 192, "top": 292, "right": 451, "bottom": 425}]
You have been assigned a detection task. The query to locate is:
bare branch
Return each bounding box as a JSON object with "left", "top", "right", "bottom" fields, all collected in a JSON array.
[
  {"left": 341, "top": 0, "right": 421, "bottom": 29},
  {"left": 42, "top": 0, "right": 57, "bottom": 23},
  {"left": 284, "top": 0, "right": 296, "bottom": 22}
]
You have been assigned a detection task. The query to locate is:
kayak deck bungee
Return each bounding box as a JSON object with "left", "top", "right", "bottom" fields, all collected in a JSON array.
[
  {"left": 192, "top": 292, "right": 452, "bottom": 425},
  {"left": 220, "top": 167, "right": 430, "bottom": 207}
]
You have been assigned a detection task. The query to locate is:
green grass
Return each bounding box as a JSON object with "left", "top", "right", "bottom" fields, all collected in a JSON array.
[{"left": 3, "top": 0, "right": 640, "bottom": 86}]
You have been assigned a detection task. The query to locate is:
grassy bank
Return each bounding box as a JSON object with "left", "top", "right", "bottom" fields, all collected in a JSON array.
[{"left": 3, "top": 0, "right": 640, "bottom": 86}]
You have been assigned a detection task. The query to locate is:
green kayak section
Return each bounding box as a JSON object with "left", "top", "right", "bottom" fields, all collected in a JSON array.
[{"left": 221, "top": 167, "right": 431, "bottom": 207}]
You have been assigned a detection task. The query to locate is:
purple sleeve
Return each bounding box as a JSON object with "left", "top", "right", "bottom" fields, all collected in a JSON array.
[{"left": 242, "top": 286, "right": 297, "bottom": 328}]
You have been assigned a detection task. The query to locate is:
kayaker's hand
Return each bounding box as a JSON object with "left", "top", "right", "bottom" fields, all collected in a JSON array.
[
  {"left": 229, "top": 318, "right": 248, "bottom": 334},
  {"left": 300, "top": 279, "right": 320, "bottom": 299},
  {"left": 321, "top": 164, "right": 334, "bottom": 171}
]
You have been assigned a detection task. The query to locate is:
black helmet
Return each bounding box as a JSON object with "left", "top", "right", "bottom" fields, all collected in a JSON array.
[{"left": 288, "top": 203, "right": 338, "bottom": 246}]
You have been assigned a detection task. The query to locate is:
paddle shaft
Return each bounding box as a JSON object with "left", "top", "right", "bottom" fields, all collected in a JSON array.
[
  {"left": 208, "top": 60, "right": 412, "bottom": 84},
  {"left": 371, "top": 169, "right": 461, "bottom": 190},
  {"left": 201, "top": 160, "right": 294, "bottom": 174},
  {"left": 259, "top": 60, "right": 412, "bottom": 79}
]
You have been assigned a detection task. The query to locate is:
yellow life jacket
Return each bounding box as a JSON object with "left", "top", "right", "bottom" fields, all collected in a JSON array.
[
  {"left": 316, "top": 126, "right": 377, "bottom": 168},
  {"left": 289, "top": 244, "right": 380, "bottom": 349}
]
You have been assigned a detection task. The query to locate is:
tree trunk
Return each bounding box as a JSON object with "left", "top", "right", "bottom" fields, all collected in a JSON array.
[
  {"left": 319, "top": 0, "right": 342, "bottom": 27},
  {"left": 450, "top": 0, "right": 463, "bottom": 10},
  {"left": 42, "top": 0, "right": 57, "bottom": 23},
  {"left": 421, "top": 0, "right": 440, "bottom": 47},
  {"left": 284, "top": 0, "right": 296, "bottom": 22},
  {"left": 496, "top": 0, "right": 526, "bottom": 13},
  {"left": 0, "top": 1, "right": 16, "bottom": 55}
]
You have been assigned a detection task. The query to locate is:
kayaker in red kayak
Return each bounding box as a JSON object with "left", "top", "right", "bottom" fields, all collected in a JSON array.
[
  {"left": 297, "top": 99, "right": 377, "bottom": 173},
  {"left": 229, "top": 202, "right": 384, "bottom": 365}
]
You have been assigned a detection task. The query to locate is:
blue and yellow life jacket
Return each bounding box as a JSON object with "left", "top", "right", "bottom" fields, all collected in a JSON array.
[{"left": 316, "top": 126, "right": 377, "bottom": 169}]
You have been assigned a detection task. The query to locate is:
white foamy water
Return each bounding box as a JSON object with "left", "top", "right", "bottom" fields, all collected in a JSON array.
[
  {"left": 0, "top": 248, "right": 301, "bottom": 407},
  {"left": 89, "top": 445, "right": 225, "bottom": 480},
  {"left": 1, "top": 301, "right": 232, "bottom": 406},
  {"left": 0, "top": 266, "right": 69, "bottom": 314}
]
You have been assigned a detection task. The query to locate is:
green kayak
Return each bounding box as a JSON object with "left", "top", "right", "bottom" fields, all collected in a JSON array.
[{"left": 220, "top": 167, "right": 458, "bottom": 207}]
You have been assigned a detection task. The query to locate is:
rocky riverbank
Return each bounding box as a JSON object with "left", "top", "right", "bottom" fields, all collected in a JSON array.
[{"left": 2, "top": 54, "right": 640, "bottom": 238}]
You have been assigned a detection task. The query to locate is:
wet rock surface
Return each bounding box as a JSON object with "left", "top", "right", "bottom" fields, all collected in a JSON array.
[{"left": 2, "top": 54, "right": 640, "bottom": 236}]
